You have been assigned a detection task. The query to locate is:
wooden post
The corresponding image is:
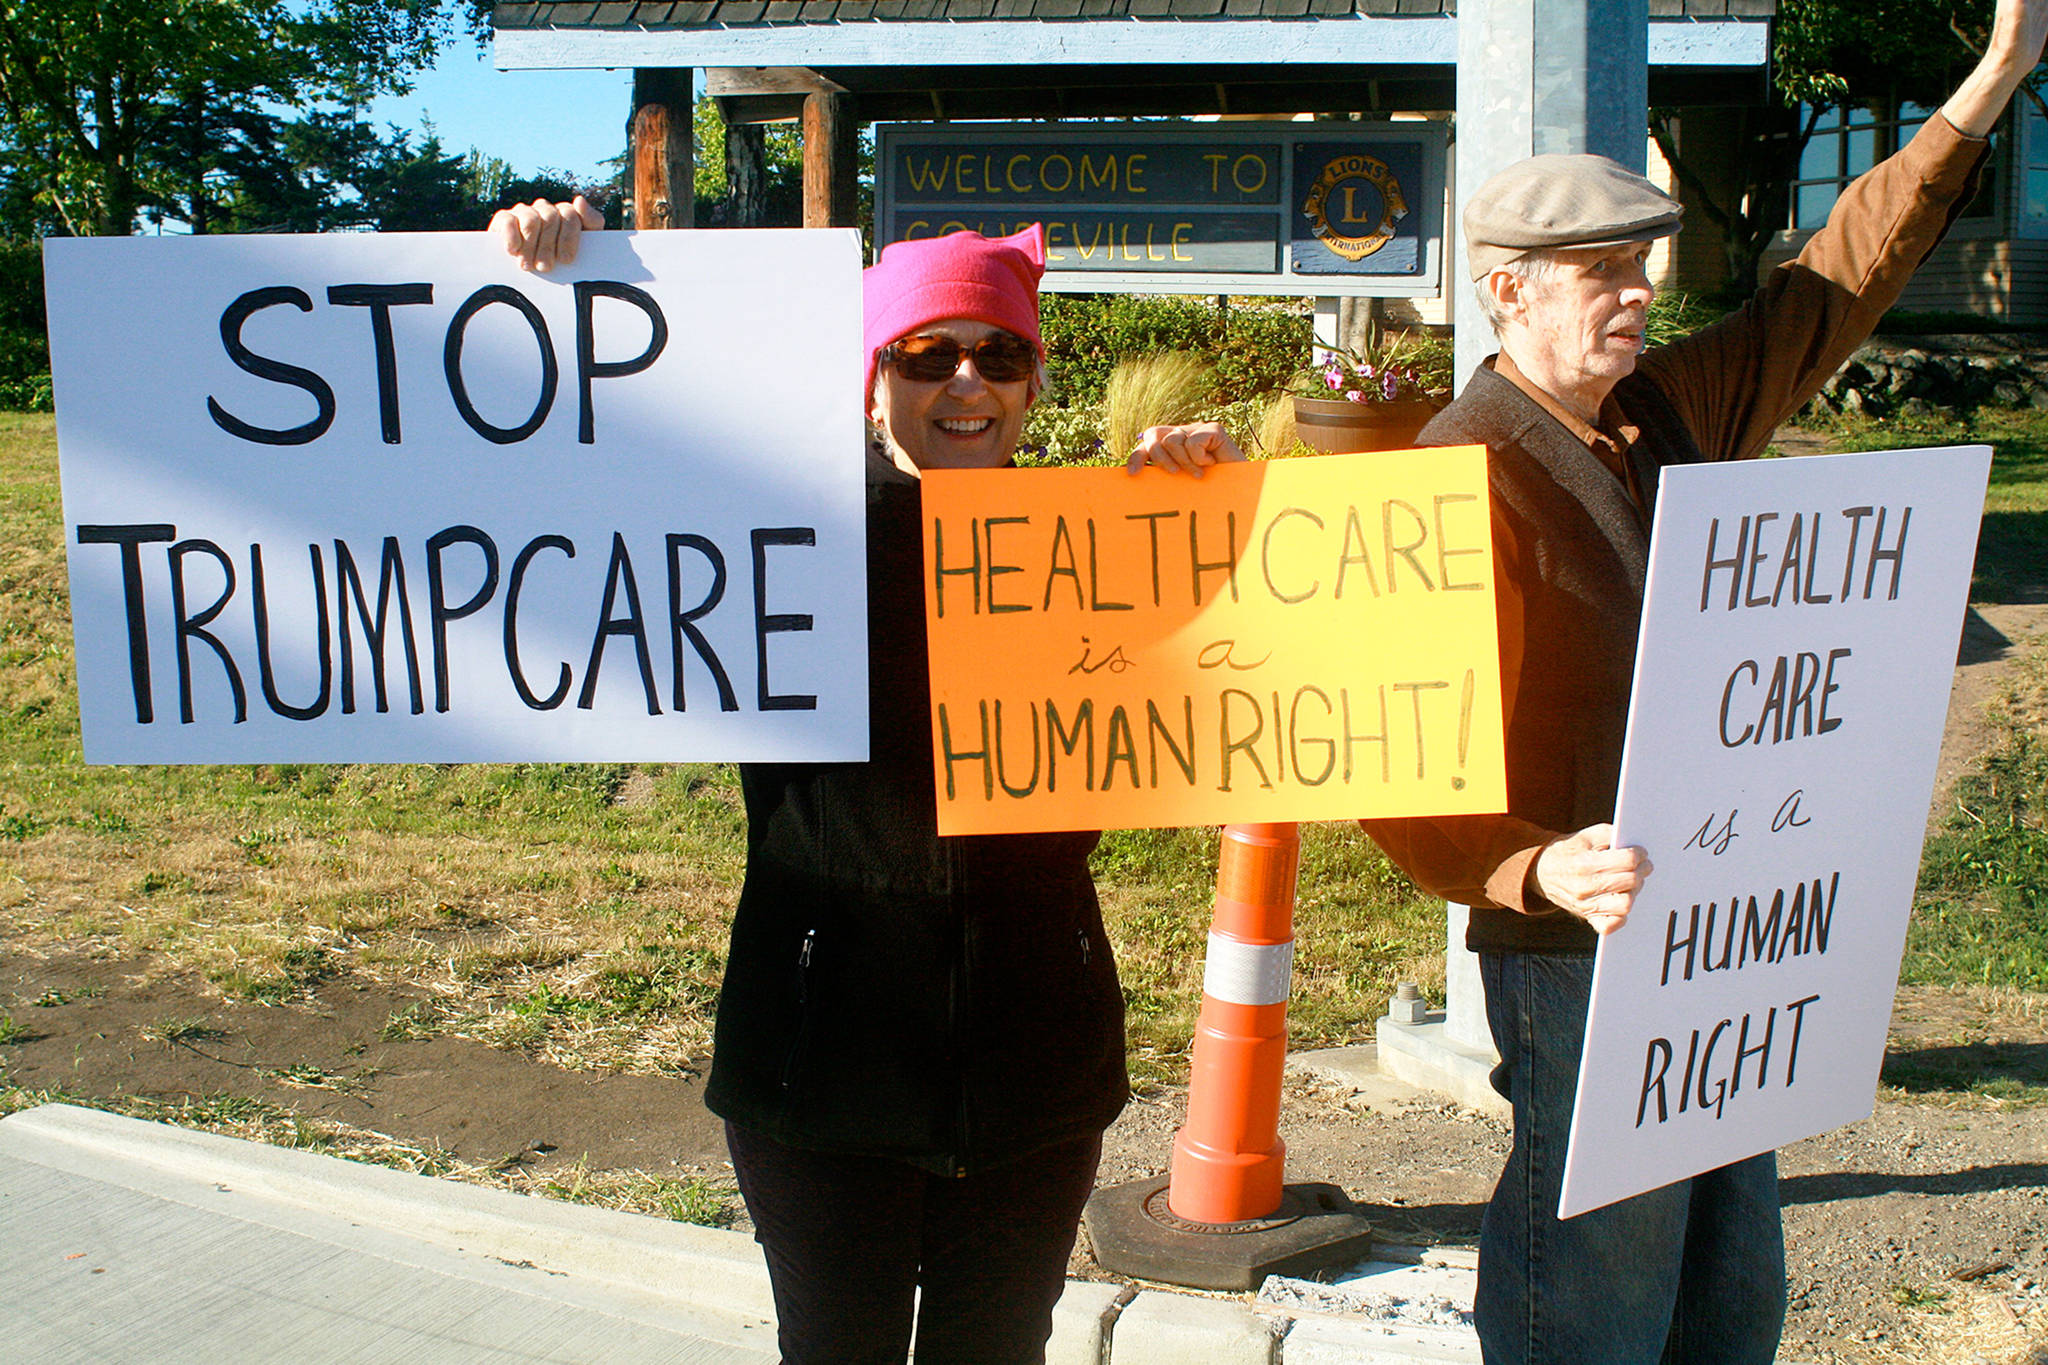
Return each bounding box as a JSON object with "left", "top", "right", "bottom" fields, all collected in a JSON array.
[
  {"left": 802, "top": 91, "right": 859, "bottom": 229},
  {"left": 631, "top": 68, "right": 694, "bottom": 230}
]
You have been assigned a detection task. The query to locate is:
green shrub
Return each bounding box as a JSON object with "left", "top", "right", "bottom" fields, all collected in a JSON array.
[
  {"left": 1029, "top": 293, "right": 1315, "bottom": 466},
  {"left": 1206, "top": 303, "right": 1320, "bottom": 403},
  {"left": 0, "top": 237, "right": 49, "bottom": 413},
  {"left": 1041, "top": 294, "right": 1310, "bottom": 409},
  {"left": 1017, "top": 400, "right": 1108, "bottom": 466},
  {"left": 1021, "top": 373, "right": 1288, "bottom": 467},
  {"left": 0, "top": 373, "right": 51, "bottom": 412},
  {"left": 1209, "top": 394, "right": 1295, "bottom": 459},
  {"left": 1391, "top": 327, "right": 1458, "bottom": 395}
]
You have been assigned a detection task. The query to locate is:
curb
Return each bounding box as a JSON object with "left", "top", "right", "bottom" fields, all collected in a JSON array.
[
  {"left": 0, "top": 1102, "right": 779, "bottom": 1321},
  {"left": 2, "top": 1104, "right": 1483, "bottom": 1363}
]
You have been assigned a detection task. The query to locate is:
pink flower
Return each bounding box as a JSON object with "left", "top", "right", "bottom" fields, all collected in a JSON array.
[{"left": 1345, "top": 389, "right": 1364, "bottom": 403}]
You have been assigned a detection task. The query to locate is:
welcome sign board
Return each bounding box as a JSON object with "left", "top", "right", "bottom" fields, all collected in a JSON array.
[
  {"left": 875, "top": 121, "right": 1449, "bottom": 298},
  {"left": 1560, "top": 446, "right": 1990, "bottom": 1219},
  {"left": 46, "top": 230, "right": 869, "bottom": 764},
  {"left": 920, "top": 448, "right": 1506, "bottom": 835}
]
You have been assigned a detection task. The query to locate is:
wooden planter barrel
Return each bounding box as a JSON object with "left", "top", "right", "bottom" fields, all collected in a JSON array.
[{"left": 1292, "top": 395, "right": 1438, "bottom": 455}]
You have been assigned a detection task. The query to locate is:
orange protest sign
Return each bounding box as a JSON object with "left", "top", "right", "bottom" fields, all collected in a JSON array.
[{"left": 920, "top": 446, "right": 1505, "bottom": 835}]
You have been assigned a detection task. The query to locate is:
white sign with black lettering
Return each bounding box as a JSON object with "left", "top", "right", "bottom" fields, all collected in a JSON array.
[
  {"left": 1560, "top": 446, "right": 1990, "bottom": 1219},
  {"left": 47, "top": 230, "right": 868, "bottom": 763}
]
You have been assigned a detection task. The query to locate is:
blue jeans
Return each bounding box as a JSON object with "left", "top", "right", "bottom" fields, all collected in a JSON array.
[{"left": 1476, "top": 951, "right": 1786, "bottom": 1365}]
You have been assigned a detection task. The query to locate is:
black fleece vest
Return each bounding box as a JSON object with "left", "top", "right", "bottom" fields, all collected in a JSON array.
[{"left": 1420, "top": 364, "right": 1705, "bottom": 953}]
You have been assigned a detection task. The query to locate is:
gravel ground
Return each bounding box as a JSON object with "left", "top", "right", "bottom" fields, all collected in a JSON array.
[{"left": 1083, "top": 1062, "right": 2048, "bottom": 1364}]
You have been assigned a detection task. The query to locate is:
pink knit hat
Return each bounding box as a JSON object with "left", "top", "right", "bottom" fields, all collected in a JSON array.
[{"left": 863, "top": 224, "right": 1046, "bottom": 399}]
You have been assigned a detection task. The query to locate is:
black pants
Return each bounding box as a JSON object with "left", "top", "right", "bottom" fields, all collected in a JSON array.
[{"left": 725, "top": 1122, "right": 1103, "bottom": 1365}]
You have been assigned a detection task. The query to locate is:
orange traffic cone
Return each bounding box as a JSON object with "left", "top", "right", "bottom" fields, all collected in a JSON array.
[
  {"left": 1083, "top": 819, "right": 1373, "bottom": 1289},
  {"left": 1167, "top": 821, "right": 1300, "bottom": 1224}
]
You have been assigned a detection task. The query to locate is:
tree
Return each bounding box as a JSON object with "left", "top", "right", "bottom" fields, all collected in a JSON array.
[
  {"left": 1653, "top": 0, "right": 2034, "bottom": 297},
  {"left": 692, "top": 95, "right": 803, "bottom": 227},
  {"left": 140, "top": 105, "right": 622, "bottom": 236},
  {"left": 0, "top": 0, "right": 463, "bottom": 236}
]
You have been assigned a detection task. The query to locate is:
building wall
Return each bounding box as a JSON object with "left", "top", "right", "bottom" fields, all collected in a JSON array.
[
  {"left": 1764, "top": 213, "right": 2048, "bottom": 327},
  {"left": 1655, "top": 112, "right": 1745, "bottom": 296},
  {"left": 1895, "top": 234, "right": 2046, "bottom": 325},
  {"left": 1643, "top": 132, "right": 1688, "bottom": 291}
]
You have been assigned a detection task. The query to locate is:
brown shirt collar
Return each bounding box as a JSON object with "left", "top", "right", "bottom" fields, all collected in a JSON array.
[{"left": 1494, "top": 350, "right": 1643, "bottom": 487}]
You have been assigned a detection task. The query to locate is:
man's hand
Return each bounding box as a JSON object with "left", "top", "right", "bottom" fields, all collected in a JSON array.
[
  {"left": 1127, "top": 422, "right": 1249, "bottom": 477},
  {"left": 1941, "top": 0, "right": 2048, "bottom": 138},
  {"left": 1532, "top": 824, "right": 1651, "bottom": 936},
  {"left": 489, "top": 195, "right": 605, "bottom": 273}
]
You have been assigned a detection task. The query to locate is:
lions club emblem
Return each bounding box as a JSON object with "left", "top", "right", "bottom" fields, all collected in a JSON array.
[{"left": 1301, "top": 155, "right": 1409, "bottom": 262}]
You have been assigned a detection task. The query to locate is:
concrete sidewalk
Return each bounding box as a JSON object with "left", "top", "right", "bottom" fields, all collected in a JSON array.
[{"left": 1, "top": 1103, "right": 1477, "bottom": 1363}]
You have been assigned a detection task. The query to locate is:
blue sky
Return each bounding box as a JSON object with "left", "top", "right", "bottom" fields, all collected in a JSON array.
[{"left": 366, "top": 39, "right": 639, "bottom": 184}]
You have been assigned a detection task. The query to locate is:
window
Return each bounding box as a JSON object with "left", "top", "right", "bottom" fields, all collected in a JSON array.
[
  {"left": 1786, "top": 99, "right": 1995, "bottom": 230},
  {"left": 2022, "top": 90, "right": 2048, "bottom": 225}
]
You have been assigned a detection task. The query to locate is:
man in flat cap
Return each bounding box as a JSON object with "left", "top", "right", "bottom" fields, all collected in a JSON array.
[{"left": 1362, "top": 2, "right": 2047, "bottom": 1360}]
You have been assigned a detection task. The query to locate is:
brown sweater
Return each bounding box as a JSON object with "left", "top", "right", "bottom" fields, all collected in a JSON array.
[{"left": 1364, "top": 114, "right": 1990, "bottom": 944}]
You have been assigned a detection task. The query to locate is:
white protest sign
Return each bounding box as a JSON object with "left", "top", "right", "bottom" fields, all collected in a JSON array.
[
  {"left": 1559, "top": 446, "right": 1990, "bottom": 1220},
  {"left": 46, "top": 230, "right": 869, "bottom": 764}
]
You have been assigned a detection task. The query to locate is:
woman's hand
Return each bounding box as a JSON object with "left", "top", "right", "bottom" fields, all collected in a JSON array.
[
  {"left": 1531, "top": 824, "right": 1652, "bottom": 936},
  {"left": 1127, "top": 422, "right": 1249, "bottom": 478},
  {"left": 489, "top": 195, "right": 604, "bottom": 273}
]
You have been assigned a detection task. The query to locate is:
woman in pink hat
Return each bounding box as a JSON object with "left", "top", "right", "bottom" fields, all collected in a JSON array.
[{"left": 494, "top": 206, "right": 1240, "bottom": 1362}]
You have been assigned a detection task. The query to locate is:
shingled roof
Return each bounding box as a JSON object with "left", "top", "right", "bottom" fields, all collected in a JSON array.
[
  {"left": 495, "top": 0, "right": 1773, "bottom": 22},
  {"left": 492, "top": 0, "right": 1776, "bottom": 120}
]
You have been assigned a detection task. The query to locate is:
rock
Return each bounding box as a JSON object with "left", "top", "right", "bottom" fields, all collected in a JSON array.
[{"left": 1891, "top": 359, "right": 1940, "bottom": 400}]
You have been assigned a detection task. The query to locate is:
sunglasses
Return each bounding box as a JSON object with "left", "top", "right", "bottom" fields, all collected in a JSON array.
[{"left": 881, "top": 332, "right": 1037, "bottom": 384}]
